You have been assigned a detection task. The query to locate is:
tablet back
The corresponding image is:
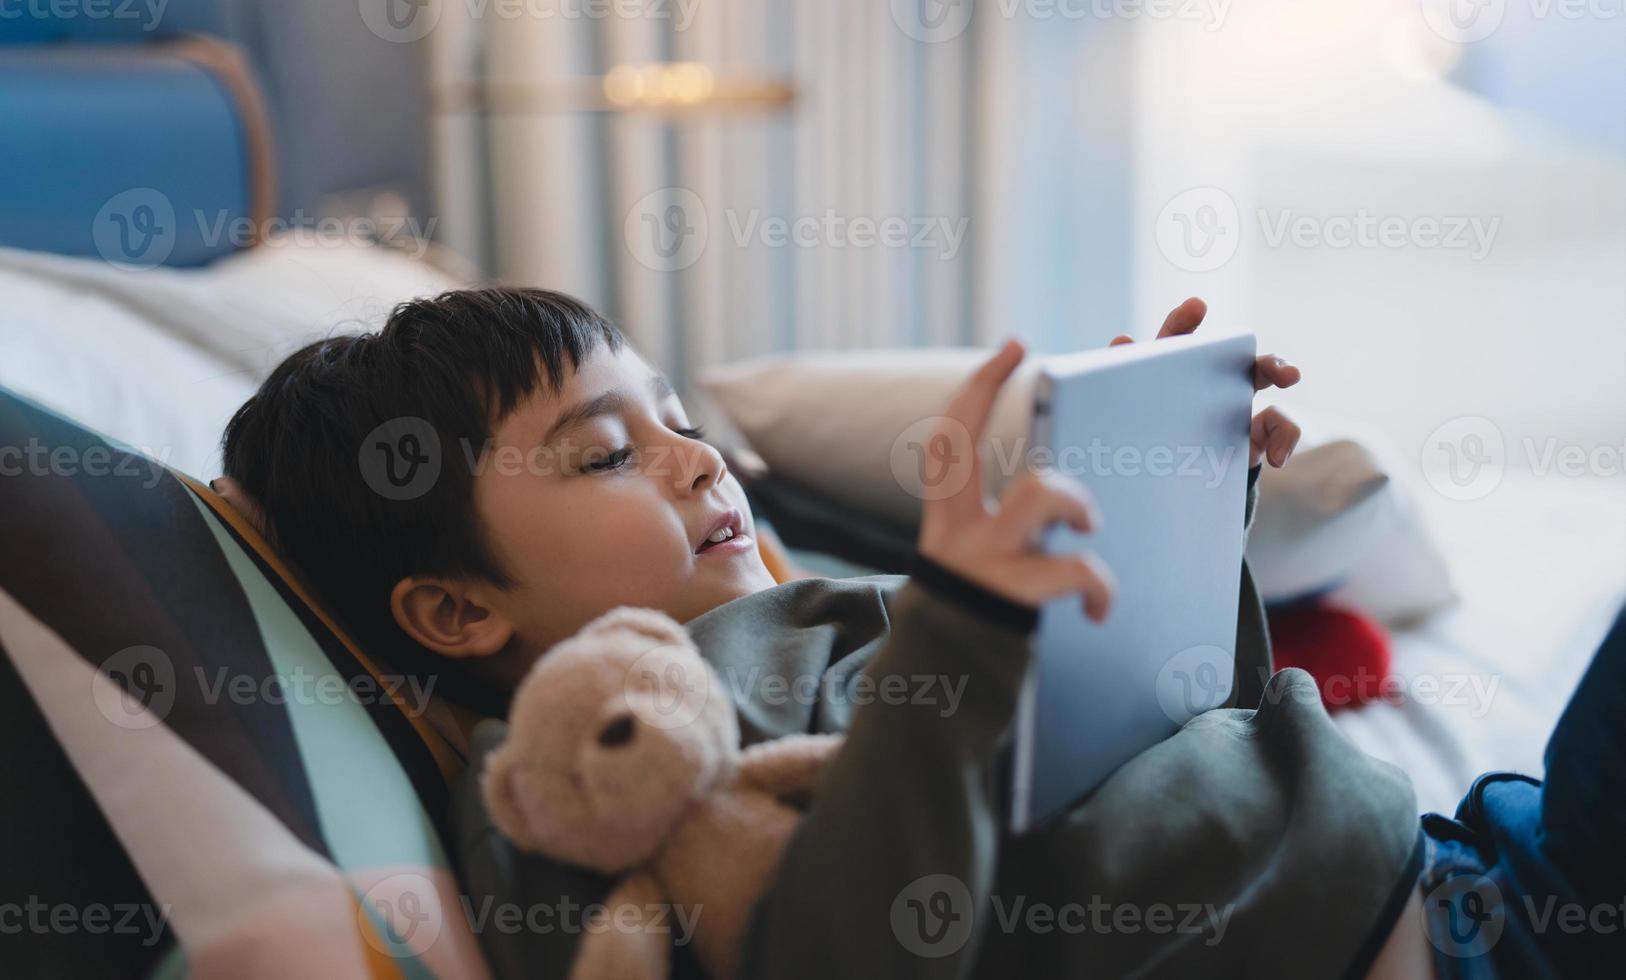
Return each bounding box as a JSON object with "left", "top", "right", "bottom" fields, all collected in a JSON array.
[{"left": 1009, "top": 332, "right": 1256, "bottom": 831}]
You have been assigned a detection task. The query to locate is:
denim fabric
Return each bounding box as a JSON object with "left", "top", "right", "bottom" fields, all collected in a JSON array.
[{"left": 1421, "top": 606, "right": 1626, "bottom": 979}]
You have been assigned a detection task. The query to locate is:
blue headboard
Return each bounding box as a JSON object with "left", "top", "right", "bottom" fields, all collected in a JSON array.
[{"left": 0, "top": 0, "right": 430, "bottom": 266}]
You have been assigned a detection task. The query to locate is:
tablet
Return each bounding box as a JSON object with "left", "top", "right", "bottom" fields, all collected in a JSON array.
[{"left": 1007, "top": 331, "right": 1256, "bottom": 832}]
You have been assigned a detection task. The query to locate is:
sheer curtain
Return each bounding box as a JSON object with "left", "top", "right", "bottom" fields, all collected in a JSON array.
[{"left": 429, "top": 0, "right": 1138, "bottom": 390}]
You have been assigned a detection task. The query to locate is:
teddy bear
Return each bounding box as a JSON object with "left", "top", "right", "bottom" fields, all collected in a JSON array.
[{"left": 481, "top": 606, "right": 845, "bottom": 980}]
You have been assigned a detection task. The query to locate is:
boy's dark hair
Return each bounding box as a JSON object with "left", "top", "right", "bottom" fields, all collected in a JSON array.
[{"left": 222, "top": 287, "right": 625, "bottom": 711}]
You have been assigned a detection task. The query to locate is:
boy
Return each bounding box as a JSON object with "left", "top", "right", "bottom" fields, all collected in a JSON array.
[{"left": 219, "top": 288, "right": 1617, "bottom": 979}]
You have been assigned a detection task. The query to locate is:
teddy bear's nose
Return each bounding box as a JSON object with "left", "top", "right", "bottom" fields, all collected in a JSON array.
[{"left": 597, "top": 713, "right": 637, "bottom": 748}]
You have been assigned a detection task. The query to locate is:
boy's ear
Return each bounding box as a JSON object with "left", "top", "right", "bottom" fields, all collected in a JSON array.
[{"left": 390, "top": 576, "right": 514, "bottom": 659}]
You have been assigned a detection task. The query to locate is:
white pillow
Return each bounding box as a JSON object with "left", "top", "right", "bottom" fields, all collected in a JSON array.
[
  {"left": 1248, "top": 419, "right": 1457, "bottom": 624},
  {"left": 700, "top": 351, "right": 1455, "bottom": 623},
  {"left": 0, "top": 241, "right": 460, "bottom": 477}
]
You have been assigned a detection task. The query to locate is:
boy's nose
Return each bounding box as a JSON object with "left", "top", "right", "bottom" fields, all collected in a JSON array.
[{"left": 676, "top": 440, "right": 727, "bottom": 494}]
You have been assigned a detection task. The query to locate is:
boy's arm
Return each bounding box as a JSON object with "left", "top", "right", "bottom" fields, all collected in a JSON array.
[
  {"left": 740, "top": 558, "right": 1037, "bottom": 980},
  {"left": 733, "top": 339, "right": 1119, "bottom": 979},
  {"left": 742, "top": 467, "right": 1270, "bottom": 979}
]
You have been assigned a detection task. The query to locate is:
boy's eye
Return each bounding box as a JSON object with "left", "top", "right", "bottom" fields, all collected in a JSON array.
[
  {"left": 584, "top": 447, "right": 634, "bottom": 473},
  {"left": 675, "top": 425, "right": 707, "bottom": 441}
]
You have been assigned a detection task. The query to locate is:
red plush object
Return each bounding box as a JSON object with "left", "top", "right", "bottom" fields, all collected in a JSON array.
[{"left": 1266, "top": 601, "right": 1392, "bottom": 711}]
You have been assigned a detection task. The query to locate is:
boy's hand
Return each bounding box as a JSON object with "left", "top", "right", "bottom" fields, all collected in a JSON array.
[
  {"left": 1111, "top": 297, "right": 1304, "bottom": 468},
  {"left": 917, "top": 339, "right": 1115, "bottom": 622}
]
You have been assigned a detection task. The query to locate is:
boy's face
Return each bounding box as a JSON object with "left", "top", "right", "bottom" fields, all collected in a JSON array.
[{"left": 470, "top": 345, "right": 778, "bottom": 654}]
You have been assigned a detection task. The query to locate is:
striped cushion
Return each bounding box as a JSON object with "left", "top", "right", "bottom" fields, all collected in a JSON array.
[{"left": 0, "top": 387, "right": 487, "bottom": 978}]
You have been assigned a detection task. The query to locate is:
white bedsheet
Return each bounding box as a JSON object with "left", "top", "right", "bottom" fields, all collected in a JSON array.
[{"left": 1334, "top": 472, "right": 1626, "bottom": 814}]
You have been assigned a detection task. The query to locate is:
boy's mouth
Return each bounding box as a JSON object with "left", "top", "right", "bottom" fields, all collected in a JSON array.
[{"left": 695, "top": 509, "right": 750, "bottom": 556}]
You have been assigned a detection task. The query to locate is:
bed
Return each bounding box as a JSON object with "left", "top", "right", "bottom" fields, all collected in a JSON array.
[{"left": 1329, "top": 471, "right": 1624, "bottom": 813}]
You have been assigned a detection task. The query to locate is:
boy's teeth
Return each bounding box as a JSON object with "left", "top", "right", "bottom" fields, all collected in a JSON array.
[{"left": 707, "top": 526, "right": 734, "bottom": 543}]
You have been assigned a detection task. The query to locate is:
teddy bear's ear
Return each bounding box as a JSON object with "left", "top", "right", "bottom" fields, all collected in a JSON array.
[
  {"left": 480, "top": 739, "right": 540, "bottom": 850},
  {"left": 577, "top": 607, "right": 692, "bottom": 649}
]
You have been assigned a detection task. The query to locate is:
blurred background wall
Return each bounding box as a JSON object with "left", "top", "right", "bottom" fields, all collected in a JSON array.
[{"left": 426, "top": 0, "right": 1623, "bottom": 471}]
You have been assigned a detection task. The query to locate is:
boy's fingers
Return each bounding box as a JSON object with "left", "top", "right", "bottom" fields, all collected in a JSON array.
[
  {"left": 1268, "top": 418, "right": 1302, "bottom": 466},
  {"left": 1032, "top": 553, "right": 1116, "bottom": 622},
  {"left": 1109, "top": 334, "right": 1135, "bottom": 347},
  {"left": 994, "top": 469, "right": 1098, "bottom": 544},
  {"left": 1156, "top": 296, "right": 1207, "bottom": 339},
  {"left": 1253, "top": 354, "right": 1302, "bottom": 391},
  {"left": 943, "top": 339, "right": 1024, "bottom": 441},
  {"left": 1250, "top": 406, "right": 1301, "bottom": 467},
  {"left": 932, "top": 338, "right": 1025, "bottom": 520}
]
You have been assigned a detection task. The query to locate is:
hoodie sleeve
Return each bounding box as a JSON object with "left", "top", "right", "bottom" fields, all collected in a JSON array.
[{"left": 738, "top": 558, "right": 1036, "bottom": 980}]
